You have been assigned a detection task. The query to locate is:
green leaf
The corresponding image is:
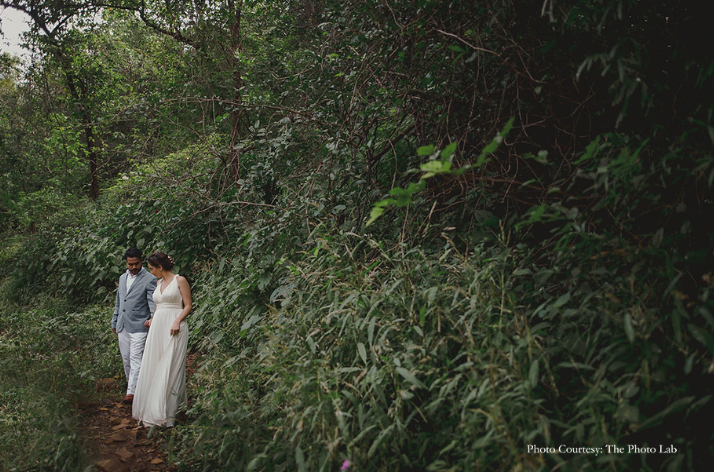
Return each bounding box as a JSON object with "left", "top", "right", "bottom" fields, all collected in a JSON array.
[
  {"left": 483, "top": 216, "right": 500, "bottom": 228},
  {"left": 358, "top": 342, "right": 368, "bottom": 364},
  {"left": 396, "top": 367, "right": 426, "bottom": 389},
  {"left": 420, "top": 160, "right": 444, "bottom": 172},
  {"left": 480, "top": 119, "right": 517, "bottom": 162},
  {"left": 375, "top": 198, "right": 397, "bottom": 207},
  {"left": 241, "top": 314, "right": 261, "bottom": 331},
  {"left": 406, "top": 180, "right": 426, "bottom": 193},
  {"left": 368, "top": 425, "right": 394, "bottom": 457},
  {"left": 553, "top": 292, "right": 570, "bottom": 308},
  {"left": 528, "top": 360, "right": 539, "bottom": 386},
  {"left": 556, "top": 362, "right": 595, "bottom": 370},
  {"left": 441, "top": 142, "right": 457, "bottom": 159},
  {"left": 575, "top": 136, "right": 602, "bottom": 165},
  {"left": 517, "top": 204, "right": 547, "bottom": 227},
  {"left": 366, "top": 207, "right": 385, "bottom": 226},
  {"left": 368, "top": 317, "right": 376, "bottom": 345},
  {"left": 624, "top": 313, "right": 635, "bottom": 343},
  {"left": 475, "top": 140, "right": 499, "bottom": 167},
  {"left": 687, "top": 324, "right": 714, "bottom": 353},
  {"left": 295, "top": 446, "right": 306, "bottom": 472},
  {"left": 520, "top": 178, "right": 537, "bottom": 187},
  {"left": 348, "top": 425, "right": 378, "bottom": 448},
  {"left": 417, "top": 145, "right": 435, "bottom": 156},
  {"left": 211, "top": 330, "right": 224, "bottom": 345},
  {"left": 499, "top": 116, "right": 515, "bottom": 138},
  {"left": 636, "top": 396, "right": 695, "bottom": 430},
  {"left": 684, "top": 352, "right": 696, "bottom": 374}
]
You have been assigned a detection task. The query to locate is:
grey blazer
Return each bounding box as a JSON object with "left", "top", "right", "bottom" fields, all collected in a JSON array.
[{"left": 112, "top": 268, "right": 157, "bottom": 333}]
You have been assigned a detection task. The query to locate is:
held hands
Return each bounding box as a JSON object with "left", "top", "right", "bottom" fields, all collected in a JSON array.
[
  {"left": 141, "top": 318, "right": 180, "bottom": 334},
  {"left": 170, "top": 320, "right": 181, "bottom": 336}
]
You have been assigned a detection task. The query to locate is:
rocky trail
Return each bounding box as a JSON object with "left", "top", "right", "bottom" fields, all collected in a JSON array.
[
  {"left": 80, "top": 398, "right": 174, "bottom": 472},
  {"left": 79, "top": 353, "right": 200, "bottom": 472}
]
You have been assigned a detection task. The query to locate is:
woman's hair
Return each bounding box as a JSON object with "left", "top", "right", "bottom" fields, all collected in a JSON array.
[{"left": 147, "top": 251, "right": 175, "bottom": 271}]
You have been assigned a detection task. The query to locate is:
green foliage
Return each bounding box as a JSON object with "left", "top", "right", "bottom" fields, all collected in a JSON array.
[
  {"left": 2, "top": 0, "right": 714, "bottom": 471},
  {"left": 367, "top": 118, "right": 515, "bottom": 226},
  {"left": 173, "top": 233, "right": 522, "bottom": 471},
  {"left": 0, "top": 301, "right": 121, "bottom": 471},
  {"left": 170, "top": 223, "right": 714, "bottom": 471}
]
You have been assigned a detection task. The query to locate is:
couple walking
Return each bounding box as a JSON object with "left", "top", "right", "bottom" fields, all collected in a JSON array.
[{"left": 111, "top": 248, "right": 192, "bottom": 427}]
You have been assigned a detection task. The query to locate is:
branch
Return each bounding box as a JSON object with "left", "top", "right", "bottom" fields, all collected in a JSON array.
[
  {"left": 370, "top": 125, "right": 416, "bottom": 164},
  {"left": 137, "top": 2, "right": 197, "bottom": 48},
  {"left": 434, "top": 28, "right": 543, "bottom": 84},
  {"left": 91, "top": 1, "right": 198, "bottom": 48}
]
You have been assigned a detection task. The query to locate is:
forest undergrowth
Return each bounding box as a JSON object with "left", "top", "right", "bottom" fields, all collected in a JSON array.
[
  {"left": 0, "top": 299, "right": 118, "bottom": 470},
  {"left": 2, "top": 1, "right": 714, "bottom": 471},
  {"left": 2, "top": 145, "right": 713, "bottom": 471}
]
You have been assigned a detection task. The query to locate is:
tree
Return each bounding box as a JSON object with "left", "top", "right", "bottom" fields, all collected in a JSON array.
[{"left": 2, "top": 0, "right": 106, "bottom": 198}]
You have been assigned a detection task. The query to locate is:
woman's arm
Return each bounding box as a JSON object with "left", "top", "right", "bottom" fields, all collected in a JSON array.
[{"left": 170, "top": 276, "right": 193, "bottom": 336}]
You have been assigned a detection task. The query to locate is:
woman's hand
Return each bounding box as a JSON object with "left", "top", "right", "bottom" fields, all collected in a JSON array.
[
  {"left": 170, "top": 320, "right": 181, "bottom": 336},
  {"left": 144, "top": 318, "right": 152, "bottom": 329}
]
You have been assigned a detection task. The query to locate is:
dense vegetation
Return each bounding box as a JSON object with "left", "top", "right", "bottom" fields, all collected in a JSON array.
[{"left": 2, "top": 0, "right": 713, "bottom": 470}]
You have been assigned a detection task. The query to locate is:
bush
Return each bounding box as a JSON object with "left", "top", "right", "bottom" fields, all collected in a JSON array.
[
  {"left": 0, "top": 302, "right": 123, "bottom": 471},
  {"left": 167, "top": 220, "right": 714, "bottom": 471}
]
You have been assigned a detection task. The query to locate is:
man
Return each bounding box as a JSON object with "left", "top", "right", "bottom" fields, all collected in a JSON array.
[{"left": 112, "top": 248, "right": 157, "bottom": 404}]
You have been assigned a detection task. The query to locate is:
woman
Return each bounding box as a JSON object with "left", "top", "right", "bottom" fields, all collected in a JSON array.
[{"left": 132, "top": 251, "right": 192, "bottom": 427}]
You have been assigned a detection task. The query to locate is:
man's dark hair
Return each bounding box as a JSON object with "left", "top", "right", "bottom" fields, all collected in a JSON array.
[{"left": 124, "top": 247, "right": 143, "bottom": 260}]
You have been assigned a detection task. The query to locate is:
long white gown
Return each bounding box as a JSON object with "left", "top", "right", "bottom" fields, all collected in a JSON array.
[{"left": 132, "top": 275, "right": 188, "bottom": 427}]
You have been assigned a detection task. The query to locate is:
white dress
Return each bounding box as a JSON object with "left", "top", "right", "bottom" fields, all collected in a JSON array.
[{"left": 132, "top": 275, "right": 188, "bottom": 427}]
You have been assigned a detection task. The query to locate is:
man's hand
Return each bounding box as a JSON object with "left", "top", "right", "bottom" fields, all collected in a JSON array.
[
  {"left": 144, "top": 318, "right": 152, "bottom": 329},
  {"left": 112, "top": 328, "right": 117, "bottom": 334}
]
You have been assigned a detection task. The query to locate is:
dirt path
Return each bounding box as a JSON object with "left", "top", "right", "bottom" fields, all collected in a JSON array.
[
  {"left": 80, "top": 398, "right": 174, "bottom": 472},
  {"left": 80, "top": 353, "right": 200, "bottom": 472}
]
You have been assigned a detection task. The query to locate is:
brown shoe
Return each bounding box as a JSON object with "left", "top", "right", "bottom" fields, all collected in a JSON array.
[{"left": 123, "top": 394, "right": 134, "bottom": 404}]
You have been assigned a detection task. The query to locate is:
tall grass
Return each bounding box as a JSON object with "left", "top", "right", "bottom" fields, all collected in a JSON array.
[
  {"left": 0, "top": 300, "right": 122, "bottom": 471},
  {"left": 170, "top": 226, "right": 712, "bottom": 471},
  {"left": 1, "top": 135, "right": 711, "bottom": 471}
]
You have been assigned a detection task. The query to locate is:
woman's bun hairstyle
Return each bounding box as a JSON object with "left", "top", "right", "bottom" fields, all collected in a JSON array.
[{"left": 147, "top": 251, "right": 175, "bottom": 271}]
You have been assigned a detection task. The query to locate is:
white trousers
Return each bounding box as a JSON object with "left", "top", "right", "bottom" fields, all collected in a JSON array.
[{"left": 118, "top": 330, "right": 148, "bottom": 395}]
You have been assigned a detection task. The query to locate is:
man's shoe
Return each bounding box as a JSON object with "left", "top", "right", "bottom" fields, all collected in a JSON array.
[{"left": 123, "top": 394, "right": 134, "bottom": 404}]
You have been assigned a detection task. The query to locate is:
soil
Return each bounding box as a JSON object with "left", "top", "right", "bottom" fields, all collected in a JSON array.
[{"left": 80, "top": 352, "right": 201, "bottom": 472}]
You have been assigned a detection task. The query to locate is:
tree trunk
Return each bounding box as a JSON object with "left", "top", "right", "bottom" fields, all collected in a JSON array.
[
  {"left": 59, "top": 53, "right": 100, "bottom": 200},
  {"left": 227, "top": 0, "right": 243, "bottom": 180},
  {"left": 84, "top": 113, "right": 100, "bottom": 200},
  {"left": 7, "top": 3, "right": 101, "bottom": 199}
]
